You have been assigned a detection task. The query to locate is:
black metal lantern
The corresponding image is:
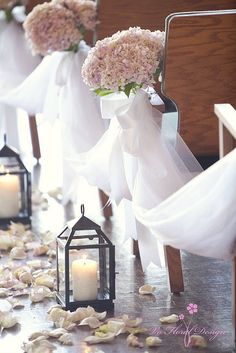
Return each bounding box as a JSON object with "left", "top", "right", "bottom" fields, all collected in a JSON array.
[
  {"left": 56, "top": 205, "right": 115, "bottom": 311},
  {"left": 0, "top": 138, "right": 31, "bottom": 225}
]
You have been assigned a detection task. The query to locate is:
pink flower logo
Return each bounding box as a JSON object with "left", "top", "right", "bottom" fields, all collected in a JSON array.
[
  {"left": 179, "top": 314, "right": 184, "bottom": 320},
  {"left": 187, "top": 303, "right": 198, "bottom": 315}
]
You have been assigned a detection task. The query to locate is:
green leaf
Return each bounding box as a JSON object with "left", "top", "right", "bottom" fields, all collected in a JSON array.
[
  {"left": 4, "top": 8, "right": 13, "bottom": 22},
  {"left": 66, "top": 43, "right": 79, "bottom": 53},
  {"left": 94, "top": 88, "right": 114, "bottom": 96},
  {"left": 124, "top": 82, "right": 135, "bottom": 97}
]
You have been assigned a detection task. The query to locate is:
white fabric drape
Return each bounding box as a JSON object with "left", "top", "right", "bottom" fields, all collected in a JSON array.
[
  {"left": 134, "top": 147, "right": 236, "bottom": 260},
  {"left": 1, "top": 41, "right": 106, "bottom": 203},
  {"left": 70, "top": 89, "right": 203, "bottom": 268},
  {"left": 0, "top": 16, "right": 41, "bottom": 149}
]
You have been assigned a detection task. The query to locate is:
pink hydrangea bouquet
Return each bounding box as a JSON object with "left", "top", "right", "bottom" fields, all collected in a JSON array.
[
  {"left": 24, "top": 0, "right": 97, "bottom": 55},
  {"left": 82, "top": 27, "right": 165, "bottom": 97}
]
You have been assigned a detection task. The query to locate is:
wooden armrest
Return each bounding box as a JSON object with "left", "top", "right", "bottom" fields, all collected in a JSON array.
[{"left": 214, "top": 104, "right": 236, "bottom": 139}]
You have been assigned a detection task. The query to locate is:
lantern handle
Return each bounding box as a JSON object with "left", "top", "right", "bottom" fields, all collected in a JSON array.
[
  {"left": 3, "top": 134, "right": 6, "bottom": 145},
  {"left": 81, "top": 204, "right": 85, "bottom": 216}
]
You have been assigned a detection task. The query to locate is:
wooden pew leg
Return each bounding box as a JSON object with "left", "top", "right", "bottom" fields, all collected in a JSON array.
[
  {"left": 165, "top": 246, "right": 184, "bottom": 294},
  {"left": 98, "top": 189, "right": 113, "bottom": 219},
  {"left": 133, "top": 240, "right": 140, "bottom": 258},
  {"left": 233, "top": 258, "right": 236, "bottom": 345},
  {"left": 29, "top": 115, "right": 41, "bottom": 160}
]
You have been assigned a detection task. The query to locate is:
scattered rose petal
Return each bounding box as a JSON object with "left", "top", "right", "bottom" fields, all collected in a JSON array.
[
  {"left": 93, "top": 310, "right": 107, "bottom": 321},
  {"left": 79, "top": 317, "right": 101, "bottom": 329},
  {"left": 32, "top": 190, "right": 45, "bottom": 205},
  {"left": 55, "top": 317, "right": 76, "bottom": 330},
  {"left": 11, "top": 282, "right": 28, "bottom": 291},
  {"left": 9, "top": 222, "right": 27, "bottom": 236},
  {"left": 47, "top": 250, "right": 56, "bottom": 259},
  {"left": 47, "top": 187, "right": 62, "bottom": 200},
  {"left": 146, "top": 336, "right": 162, "bottom": 347},
  {"left": 127, "top": 327, "right": 147, "bottom": 335},
  {"left": 22, "top": 230, "right": 35, "bottom": 243},
  {"left": 22, "top": 337, "right": 56, "bottom": 353},
  {"left": 14, "top": 266, "right": 31, "bottom": 279},
  {"left": 84, "top": 332, "right": 116, "bottom": 344},
  {"left": 106, "top": 320, "right": 126, "bottom": 335},
  {"left": 159, "top": 314, "right": 179, "bottom": 324},
  {"left": 48, "top": 328, "right": 67, "bottom": 338},
  {"left": 27, "top": 260, "right": 51, "bottom": 269},
  {"left": 122, "top": 315, "right": 143, "bottom": 327},
  {"left": 47, "top": 304, "right": 62, "bottom": 314},
  {"left": 35, "top": 275, "right": 55, "bottom": 289},
  {"left": 30, "top": 286, "right": 55, "bottom": 303},
  {"left": 0, "top": 235, "right": 15, "bottom": 251},
  {"left": 48, "top": 308, "right": 68, "bottom": 323},
  {"left": 33, "top": 245, "right": 49, "bottom": 257},
  {"left": 139, "top": 284, "right": 156, "bottom": 295},
  {"left": 0, "top": 278, "right": 19, "bottom": 289},
  {"left": 127, "top": 334, "right": 144, "bottom": 348},
  {"left": 25, "top": 241, "right": 41, "bottom": 251},
  {"left": 58, "top": 333, "right": 73, "bottom": 345},
  {"left": 190, "top": 335, "right": 207, "bottom": 348},
  {"left": 19, "top": 272, "right": 33, "bottom": 285},
  {"left": 69, "top": 306, "right": 94, "bottom": 323},
  {"left": 0, "top": 312, "right": 18, "bottom": 328},
  {"left": 29, "top": 331, "right": 49, "bottom": 341}
]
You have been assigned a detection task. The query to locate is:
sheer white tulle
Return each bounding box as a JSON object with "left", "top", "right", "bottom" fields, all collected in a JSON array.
[
  {"left": 1, "top": 41, "right": 106, "bottom": 203},
  {"left": 0, "top": 13, "right": 41, "bottom": 148},
  {"left": 70, "top": 89, "right": 203, "bottom": 268},
  {"left": 135, "top": 147, "right": 236, "bottom": 260}
]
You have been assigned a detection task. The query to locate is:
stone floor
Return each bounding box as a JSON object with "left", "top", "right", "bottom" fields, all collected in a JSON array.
[{"left": 0, "top": 118, "right": 234, "bottom": 353}]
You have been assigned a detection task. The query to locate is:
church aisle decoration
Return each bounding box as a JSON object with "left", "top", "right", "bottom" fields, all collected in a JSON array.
[
  {"left": 70, "top": 27, "right": 202, "bottom": 269},
  {"left": 0, "top": 0, "right": 105, "bottom": 204}
]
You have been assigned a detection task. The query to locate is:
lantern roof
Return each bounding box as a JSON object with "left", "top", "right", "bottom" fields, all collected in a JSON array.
[
  {"left": 0, "top": 142, "right": 26, "bottom": 169},
  {"left": 0, "top": 144, "right": 20, "bottom": 158},
  {"left": 69, "top": 215, "right": 101, "bottom": 231}
]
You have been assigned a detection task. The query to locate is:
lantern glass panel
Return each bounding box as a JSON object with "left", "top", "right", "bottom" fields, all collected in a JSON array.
[
  {"left": 57, "top": 237, "right": 66, "bottom": 302},
  {"left": 0, "top": 153, "right": 31, "bottom": 222}
]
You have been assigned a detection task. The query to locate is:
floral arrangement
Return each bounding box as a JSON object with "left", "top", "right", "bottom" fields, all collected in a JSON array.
[
  {"left": 24, "top": 0, "right": 97, "bottom": 55},
  {"left": 82, "top": 27, "right": 165, "bottom": 97}
]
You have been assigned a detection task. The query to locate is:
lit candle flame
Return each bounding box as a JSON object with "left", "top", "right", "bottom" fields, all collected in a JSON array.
[{"left": 82, "top": 254, "right": 88, "bottom": 261}]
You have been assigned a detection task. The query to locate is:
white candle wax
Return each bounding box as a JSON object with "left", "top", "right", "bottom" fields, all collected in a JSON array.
[
  {"left": 0, "top": 172, "right": 20, "bottom": 218},
  {"left": 72, "top": 258, "right": 98, "bottom": 301}
]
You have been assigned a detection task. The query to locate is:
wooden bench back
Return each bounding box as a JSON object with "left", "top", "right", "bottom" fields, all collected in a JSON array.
[
  {"left": 162, "top": 10, "right": 236, "bottom": 156},
  {"left": 96, "top": 0, "right": 236, "bottom": 39}
]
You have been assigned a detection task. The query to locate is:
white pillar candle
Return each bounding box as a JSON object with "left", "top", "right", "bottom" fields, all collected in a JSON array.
[
  {"left": 0, "top": 170, "right": 20, "bottom": 218},
  {"left": 72, "top": 257, "right": 98, "bottom": 301}
]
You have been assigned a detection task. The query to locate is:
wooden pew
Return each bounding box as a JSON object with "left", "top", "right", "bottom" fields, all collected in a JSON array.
[
  {"left": 214, "top": 103, "right": 236, "bottom": 344},
  {"left": 163, "top": 9, "right": 236, "bottom": 156},
  {"left": 161, "top": 9, "right": 236, "bottom": 293},
  {"left": 96, "top": 0, "right": 236, "bottom": 38}
]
